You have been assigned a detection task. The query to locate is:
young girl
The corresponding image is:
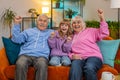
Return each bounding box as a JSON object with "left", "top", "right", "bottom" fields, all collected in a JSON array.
[{"left": 48, "top": 20, "right": 73, "bottom": 66}]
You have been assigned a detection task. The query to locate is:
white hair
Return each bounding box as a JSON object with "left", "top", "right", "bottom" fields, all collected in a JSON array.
[
  {"left": 37, "top": 14, "right": 49, "bottom": 23},
  {"left": 71, "top": 16, "right": 86, "bottom": 29}
]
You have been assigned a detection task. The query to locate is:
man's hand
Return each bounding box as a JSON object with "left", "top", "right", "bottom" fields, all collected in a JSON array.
[{"left": 14, "top": 16, "right": 22, "bottom": 24}]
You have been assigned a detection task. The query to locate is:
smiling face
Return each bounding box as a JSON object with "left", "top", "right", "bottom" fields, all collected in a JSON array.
[
  {"left": 60, "top": 23, "right": 69, "bottom": 34},
  {"left": 71, "top": 16, "right": 86, "bottom": 33},
  {"left": 36, "top": 14, "right": 49, "bottom": 30},
  {"left": 58, "top": 20, "right": 72, "bottom": 37}
]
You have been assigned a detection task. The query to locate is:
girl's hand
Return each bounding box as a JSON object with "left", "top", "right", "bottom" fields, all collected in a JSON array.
[
  {"left": 14, "top": 16, "right": 22, "bottom": 24},
  {"left": 50, "top": 32, "right": 55, "bottom": 38},
  {"left": 66, "top": 36, "right": 72, "bottom": 42}
]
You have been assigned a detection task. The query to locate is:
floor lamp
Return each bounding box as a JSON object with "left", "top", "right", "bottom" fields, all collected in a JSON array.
[{"left": 111, "top": 0, "right": 120, "bottom": 38}]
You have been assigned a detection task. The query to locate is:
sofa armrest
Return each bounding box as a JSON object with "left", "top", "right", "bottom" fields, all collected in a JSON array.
[
  {"left": 103, "top": 36, "right": 113, "bottom": 40},
  {"left": 114, "top": 49, "right": 120, "bottom": 73},
  {"left": 97, "top": 64, "right": 119, "bottom": 80},
  {"left": 0, "top": 48, "right": 10, "bottom": 80}
]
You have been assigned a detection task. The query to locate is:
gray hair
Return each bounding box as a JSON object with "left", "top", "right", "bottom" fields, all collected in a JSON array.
[
  {"left": 37, "top": 14, "right": 49, "bottom": 23},
  {"left": 71, "top": 16, "right": 86, "bottom": 29}
]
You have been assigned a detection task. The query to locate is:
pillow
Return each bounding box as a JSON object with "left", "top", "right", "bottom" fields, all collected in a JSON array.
[
  {"left": 2, "top": 37, "right": 21, "bottom": 65},
  {"left": 97, "top": 39, "right": 120, "bottom": 67}
]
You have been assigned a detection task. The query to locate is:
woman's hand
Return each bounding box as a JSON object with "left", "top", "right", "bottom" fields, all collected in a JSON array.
[
  {"left": 14, "top": 16, "right": 22, "bottom": 24},
  {"left": 72, "top": 54, "right": 82, "bottom": 60},
  {"left": 97, "top": 9, "right": 105, "bottom": 22}
]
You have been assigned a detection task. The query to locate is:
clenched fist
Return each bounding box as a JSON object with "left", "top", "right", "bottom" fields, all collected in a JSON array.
[
  {"left": 14, "top": 16, "right": 22, "bottom": 24},
  {"left": 98, "top": 9, "right": 103, "bottom": 14},
  {"left": 50, "top": 31, "right": 56, "bottom": 38},
  {"left": 97, "top": 9, "right": 105, "bottom": 22},
  {"left": 66, "top": 36, "right": 72, "bottom": 42}
]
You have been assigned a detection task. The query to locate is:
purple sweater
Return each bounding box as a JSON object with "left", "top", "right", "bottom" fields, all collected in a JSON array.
[{"left": 48, "top": 31, "right": 72, "bottom": 56}]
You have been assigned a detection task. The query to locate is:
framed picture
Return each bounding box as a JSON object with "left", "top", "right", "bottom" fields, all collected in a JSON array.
[{"left": 21, "top": 17, "right": 52, "bottom": 30}]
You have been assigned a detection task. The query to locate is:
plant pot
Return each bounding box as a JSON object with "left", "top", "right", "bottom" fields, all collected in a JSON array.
[
  {"left": 68, "top": 15, "right": 72, "bottom": 19},
  {"left": 56, "top": 2, "right": 60, "bottom": 8}
]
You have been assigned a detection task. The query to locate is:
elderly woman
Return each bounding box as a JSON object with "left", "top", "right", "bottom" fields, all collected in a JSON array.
[{"left": 69, "top": 9, "right": 109, "bottom": 80}]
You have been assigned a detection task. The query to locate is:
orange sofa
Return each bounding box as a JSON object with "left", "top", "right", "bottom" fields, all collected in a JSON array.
[{"left": 0, "top": 37, "right": 120, "bottom": 80}]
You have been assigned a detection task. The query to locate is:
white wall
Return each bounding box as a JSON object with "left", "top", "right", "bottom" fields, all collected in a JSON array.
[
  {"left": 0, "top": 0, "right": 118, "bottom": 49},
  {"left": 84, "top": 0, "right": 117, "bottom": 21}
]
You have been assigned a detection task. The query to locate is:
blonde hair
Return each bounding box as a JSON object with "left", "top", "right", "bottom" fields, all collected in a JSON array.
[
  {"left": 71, "top": 16, "right": 86, "bottom": 29},
  {"left": 58, "top": 20, "right": 73, "bottom": 38}
]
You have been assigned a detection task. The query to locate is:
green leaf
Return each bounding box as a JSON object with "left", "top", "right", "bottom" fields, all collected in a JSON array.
[{"left": 0, "top": 8, "right": 16, "bottom": 37}]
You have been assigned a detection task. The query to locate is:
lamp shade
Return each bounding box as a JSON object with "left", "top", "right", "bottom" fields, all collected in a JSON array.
[
  {"left": 42, "top": 7, "right": 49, "bottom": 13},
  {"left": 111, "top": 0, "right": 120, "bottom": 8}
]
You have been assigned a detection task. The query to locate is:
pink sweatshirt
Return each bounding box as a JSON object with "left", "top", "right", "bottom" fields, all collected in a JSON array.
[{"left": 69, "top": 21, "right": 109, "bottom": 61}]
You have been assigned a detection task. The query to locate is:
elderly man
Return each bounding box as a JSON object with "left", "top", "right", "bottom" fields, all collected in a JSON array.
[{"left": 11, "top": 14, "right": 53, "bottom": 80}]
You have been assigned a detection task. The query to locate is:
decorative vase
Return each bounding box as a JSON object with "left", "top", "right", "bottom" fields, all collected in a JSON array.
[
  {"left": 56, "top": 2, "right": 60, "bottom": 8},
  {"left": 68, "top": 15, "right": 72, "bottom": 19}
]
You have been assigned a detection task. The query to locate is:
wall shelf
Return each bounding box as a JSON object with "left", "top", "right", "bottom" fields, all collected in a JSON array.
[{"left": 51, "top": 0, "right": 83, "bottom": 28}]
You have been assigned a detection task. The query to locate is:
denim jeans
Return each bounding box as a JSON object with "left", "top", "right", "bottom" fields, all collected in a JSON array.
[
  {"left": 69, "top": 57, "right": 102, "bottom": 80},
  {"left": 49, "top": 56, "right": 71, "bottom": 66},
  {"left": 15, "top": 55, "right": 48, "bottom": 80}
]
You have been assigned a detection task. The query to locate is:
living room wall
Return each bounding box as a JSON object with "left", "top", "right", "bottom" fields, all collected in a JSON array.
[
  {"left": 0, "top": 0, "right": 118, "bottom": 48},
  {"left": 84, "top": 0, "right": 117, "bottom": 21}
]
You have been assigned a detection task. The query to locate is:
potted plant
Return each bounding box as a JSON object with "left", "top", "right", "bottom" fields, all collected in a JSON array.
[
  {"left": 65, "top": 8, "right": 77, "bottom": 19},
  {"left": 53, "top": 0, "right": 61, "bottom": 8},
  {"left": 28, "top": 8, "right": 39, "bottom": 27},
  {"left": 114, "top": 59, "right": 120, "bottom": 64},
  {"left": 81, "top": 0, "right": 86, "bottom": 5},
  {"left": 28, "top": 8, "right": 39, "bottom": 17},
  {"left": 0, "top": 8, "right": 16, "bottom": 37},
  {"left": 114, "top": 59, "right": 120, "bottom": 80}
]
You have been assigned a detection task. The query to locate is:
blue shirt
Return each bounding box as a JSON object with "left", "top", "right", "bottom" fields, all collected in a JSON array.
[{"left": 11, "top": 24, "right": 53, "bottom": 59}]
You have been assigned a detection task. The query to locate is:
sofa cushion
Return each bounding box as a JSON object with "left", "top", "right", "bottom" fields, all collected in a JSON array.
[
  {"left": 4, "top": 65, "right": 118, "bottom": 80},
  {"left": 4, "top": 65, "right": 35, "bottom": 80},
  {"left": 97, "top": 39, "right": 120, "bottom": 67},
  {"left": 4, "top": 65, "right": 70, "bottom": 80},
  {"left": 2, "top": 37, "right": 21, "bottom": 65}
]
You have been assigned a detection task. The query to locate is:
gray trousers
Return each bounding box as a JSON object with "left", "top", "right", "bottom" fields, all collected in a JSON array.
[{"left": 15, "top": 55, "right": 48, "bottom": 80}]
